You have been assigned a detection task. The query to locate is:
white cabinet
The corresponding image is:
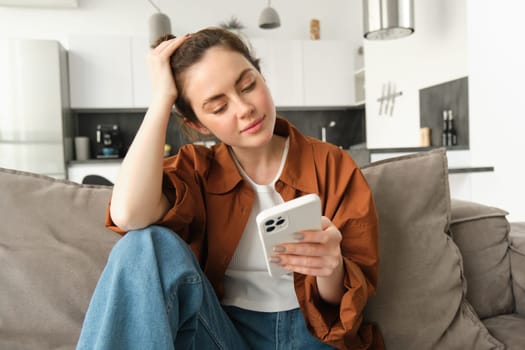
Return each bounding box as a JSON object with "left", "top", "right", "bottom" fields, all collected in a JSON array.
[
  {"left": 131, "top": 36, "right": 152, "bottom": 108},
  {"left": 249, "top": 39, "right": 357, "bottom": 108},
  {"left": 354, "top": 68, "right": 365, "bottom": 105},
  {"left": 302, "top": 40, "right": 355, "bottom": 107},
  {"left": 68, "top": 36, "right": 358, "bottom": 109},
  {"left": 251, "top": 39, "right": 304, "bottom": 107},
  {"left": 68, "top": 36, "right": 134, "bottom": 109},
  {"left": 67, "top": 161, "right": 121, "bottom": 184}
]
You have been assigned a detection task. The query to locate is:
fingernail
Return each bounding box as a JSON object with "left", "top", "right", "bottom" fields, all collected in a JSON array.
[
  {"left": 293, "top": 233, "right": 304, "bottom": 240},
  {"left": 273, "top": 246, "right": 285, "bottom": 253},
  {"left": 270, "top": 256, "right": 281, "bottom": 263}
]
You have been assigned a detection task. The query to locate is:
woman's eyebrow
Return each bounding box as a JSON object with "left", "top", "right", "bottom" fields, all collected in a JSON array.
[{"left": 201, "top": 68, "right": 254, "bottom": 108}]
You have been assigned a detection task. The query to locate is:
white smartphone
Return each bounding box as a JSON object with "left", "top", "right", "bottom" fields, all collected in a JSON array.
[{"left": 256, "top": 193, "right": 322, "bottom": 278}]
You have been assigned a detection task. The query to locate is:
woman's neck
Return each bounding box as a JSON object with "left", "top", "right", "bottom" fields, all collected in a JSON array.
[{"left": 230, "top": 136, "right": 287, "bottom": 185}]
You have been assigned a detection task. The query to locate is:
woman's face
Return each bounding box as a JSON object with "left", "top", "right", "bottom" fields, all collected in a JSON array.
[{"left": 182, "top": 47, "right": 276, "bottom": 149}]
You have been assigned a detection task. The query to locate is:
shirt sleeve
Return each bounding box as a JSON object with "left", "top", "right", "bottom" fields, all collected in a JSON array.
[
  {"left": 104, "top": 145, "right": 207, "bottom": 246},
  {"left": 297, "top": 148, "right": 381, "bottom": 349}
]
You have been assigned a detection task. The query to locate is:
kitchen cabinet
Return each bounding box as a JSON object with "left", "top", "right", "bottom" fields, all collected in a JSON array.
[
  {"left": 68, "top": 36, "right": 358, "bottom": 109},
  {"left": 131, "top": 36, "right": 152, "bottom": 108},
  {"left": 67, "top": 161, "right": 121, "bottom": 184},
  {"left": 354, "top": 68, "right": 365, "bottom": 105},
  {"left": 250, "top": 39, "right": 357, "bottom": 107},
  {"left": 68, "top": 36, "right": 134, "bottom": 109},
  {"left": 250, "top": 39, "right": 303, "bottom": 107},
  {"left": 302, "top": 40, "right": 355, "bottom": 107}
]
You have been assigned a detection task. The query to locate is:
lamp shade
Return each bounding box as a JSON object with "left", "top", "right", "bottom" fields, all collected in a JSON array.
[
  {"left": 259, "top": 6, "right": 281, "bottom": 29},
  {"left": 149, "top": 12, "right": 172, "bottom": 47},
  {"left": 363, "top": 0, "right": 414, "bottom": 40}
]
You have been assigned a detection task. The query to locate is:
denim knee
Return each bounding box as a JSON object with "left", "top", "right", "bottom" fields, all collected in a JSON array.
[
  {"left": 78, "top": 226, "right": 206, "bottom": 350},
  {"left": 108, "top": 225, "right": 202, "bottom": 281}
]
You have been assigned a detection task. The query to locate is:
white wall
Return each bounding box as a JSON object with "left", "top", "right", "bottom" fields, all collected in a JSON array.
[
  {"left": 467, "top": 0, "right": 525, "bottom": 222},
  {"left": 0, "top": 0, "right": 363, "bottom": 46},
  {"left": 364, "top": 0, "right": 525, "bottom": 221},
  {"left": 364, "top": 0, "right": 468, "bottom": 148}
]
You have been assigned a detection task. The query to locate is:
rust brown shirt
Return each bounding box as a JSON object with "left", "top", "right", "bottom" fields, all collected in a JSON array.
[{"left": 106, "top": 118, "right": 381, "bottom": 349}]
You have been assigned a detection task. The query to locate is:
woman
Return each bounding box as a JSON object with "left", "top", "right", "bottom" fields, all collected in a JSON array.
[{"left": 77, "top": 28, "right": 382, "bottom": 350}]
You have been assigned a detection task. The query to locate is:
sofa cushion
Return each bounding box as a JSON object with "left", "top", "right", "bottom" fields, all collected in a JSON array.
[
  {"left": 509, "top": 222, "right": 525, "bottom": 316},
  {"left": 361, "top": 149, "right": 503, "bottom": 350},
  {"left": 449, "top": 199, "right": 513, "bottom": 319},
  {"left": 483, "top": 314, "right": 525, "bottom": 350},
  {"left": 0, "top": 167, "right": 118, "bottom": 350}
]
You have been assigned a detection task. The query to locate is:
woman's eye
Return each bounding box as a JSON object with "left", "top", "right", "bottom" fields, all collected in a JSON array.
[
  {"left": 241, "top": 81, "right": 256, "bottom": 93},
  {"left": 213, "top": 105, "right": 227, "bottom": 114}
]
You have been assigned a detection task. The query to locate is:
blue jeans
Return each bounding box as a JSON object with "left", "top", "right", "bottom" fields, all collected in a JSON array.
[{"left": 77, "top": 226, "right": 335, "bottom": 350}]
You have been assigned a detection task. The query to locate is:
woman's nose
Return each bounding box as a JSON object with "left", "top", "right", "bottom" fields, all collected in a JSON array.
[{"left": 234, "top": 98, "right": 254, "bottom": 119}]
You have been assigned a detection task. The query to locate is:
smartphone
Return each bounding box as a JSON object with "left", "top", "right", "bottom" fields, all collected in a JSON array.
[{"left": 256, "top": 193, "right": 322, "bottom": 278}]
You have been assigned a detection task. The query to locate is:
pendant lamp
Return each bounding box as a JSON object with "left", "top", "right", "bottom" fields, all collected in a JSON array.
[
  {"left": 147, "top": 0, "right": 172, "bottom": 47},
  {"left": 259, "top": 0, "right": 281, "bottom": 29},
  {"left": 363, "top": 0, "right": 414, "bottom": 40}
]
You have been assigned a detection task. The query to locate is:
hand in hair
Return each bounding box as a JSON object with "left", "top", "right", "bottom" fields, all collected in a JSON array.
[{"left": 148, "top": 34, "right": 191, "bottom": 105}]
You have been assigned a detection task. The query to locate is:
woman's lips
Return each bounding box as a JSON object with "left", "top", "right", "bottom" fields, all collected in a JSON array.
[{"left": 241, "top": 116, "right": 265, "bottom": 134}]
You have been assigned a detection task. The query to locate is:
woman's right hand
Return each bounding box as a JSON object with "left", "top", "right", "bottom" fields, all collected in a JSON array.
[{"left": 147, "top": 35, "right": 191, "bottom": 105}]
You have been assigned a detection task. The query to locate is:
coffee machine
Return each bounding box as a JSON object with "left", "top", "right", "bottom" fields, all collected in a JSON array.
[{"left": 95, "top": 124, "right": 123, "bottom": 159}]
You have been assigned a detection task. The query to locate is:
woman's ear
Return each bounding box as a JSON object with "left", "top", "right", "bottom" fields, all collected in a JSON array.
[{"left": 184, "top": 119, "right": 212, "bottom": 135}]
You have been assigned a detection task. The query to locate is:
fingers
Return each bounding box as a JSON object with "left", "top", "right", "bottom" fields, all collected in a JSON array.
[
  {"left": 272, "top": 254, "right": 340, "bottom": 277},
  {"left": 151, "top": 34, "right": 191, "bottom": 58},
  {"left": 147, "top": 34, "right": 191, "bottom": 102},
  {"left": 270, "top": 216, "right": 343, "bottom": 277}
]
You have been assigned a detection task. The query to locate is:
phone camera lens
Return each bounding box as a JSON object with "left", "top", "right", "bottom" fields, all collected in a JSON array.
[{"left": 266, "top": 226, "right": 275, "bottom": 232}]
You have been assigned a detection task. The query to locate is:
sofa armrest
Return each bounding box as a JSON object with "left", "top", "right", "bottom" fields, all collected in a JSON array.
[
  {"left": 449, "top": 199, "right": 513, "bottom": 319},
  {"left": 509, "top": 222, "right": 525, "bottom": 316}
]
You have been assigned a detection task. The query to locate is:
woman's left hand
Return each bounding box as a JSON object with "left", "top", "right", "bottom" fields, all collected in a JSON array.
[{"left": 271, "top": 216, "right": 343, "bottom": 277}]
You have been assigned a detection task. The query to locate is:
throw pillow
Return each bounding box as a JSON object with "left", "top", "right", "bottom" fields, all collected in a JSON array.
[
  {"left": 361, "top": 149, "right": 503, "bottom": 350},
  {"left": 0, "top": 168, "right": 118, "bottom": 350},
  {"left": 449, "top": 199, "right": 513, "bottom": 319}
]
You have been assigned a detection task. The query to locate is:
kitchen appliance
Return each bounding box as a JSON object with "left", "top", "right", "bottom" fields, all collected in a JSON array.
[
  {"left": 0, "top": 39, "right": 71, "bottom": 179},
  {"left": 363, "top": 0, "right": 414, "bottom": 40},
  {"left": 95, "top": 124, "right": 123, "bottom": 159}
]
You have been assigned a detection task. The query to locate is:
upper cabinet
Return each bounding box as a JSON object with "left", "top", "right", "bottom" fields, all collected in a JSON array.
[
  {"left": 67, "top": 35, "right": 359, "bottom": 109},
  {"left": 130, "top": 37, "right": 152, "bottom": 108},
  {"left": 68, "top": 36, "right": 134, "bottom": 109},
  {"left": 251, "top": 39, "right": 304, "bottom": 107},
  {"left": 251, "top": 39, "right": 358, "bottom": 108},
  {"left": 302, "top": 40, "right": 355, "bottom": 107}
]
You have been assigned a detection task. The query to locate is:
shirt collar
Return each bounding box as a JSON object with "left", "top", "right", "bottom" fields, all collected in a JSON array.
[
  {"left": 206, "top": 117, "right": 319, "bottom": 195},
  {"left": 274, "top": 118, "right": 319, "bottom": 194}
]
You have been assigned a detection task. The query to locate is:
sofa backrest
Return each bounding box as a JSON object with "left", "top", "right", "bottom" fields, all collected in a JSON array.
[
  {"left": 361, "top": 149, "right": 503, "bottom": 349},
  {"left": 0, "top": 167, "right": 118, "bottom": 350}
]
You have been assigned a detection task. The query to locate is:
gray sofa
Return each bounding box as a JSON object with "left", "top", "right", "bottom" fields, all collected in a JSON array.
[{"left": 1, "top": 149, "right": 524, "bottom": 349}]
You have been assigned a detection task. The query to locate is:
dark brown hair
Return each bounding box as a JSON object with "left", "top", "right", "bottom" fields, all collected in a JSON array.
[{"left": 154, "top": 28, "right": 261, "bottom": 141}]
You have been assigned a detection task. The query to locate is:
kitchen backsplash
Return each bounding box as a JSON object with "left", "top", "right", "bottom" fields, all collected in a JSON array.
[
  {"left": 72, "top": 107, "right": 366, "bottom": 159},
  {"left": 419, "top": 77, "right": 469, "bottom": 148}
]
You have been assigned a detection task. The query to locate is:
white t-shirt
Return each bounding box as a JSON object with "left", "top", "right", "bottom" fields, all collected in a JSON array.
[{"left": 221, "top": 138, "right": 299, "bottom": 312}]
